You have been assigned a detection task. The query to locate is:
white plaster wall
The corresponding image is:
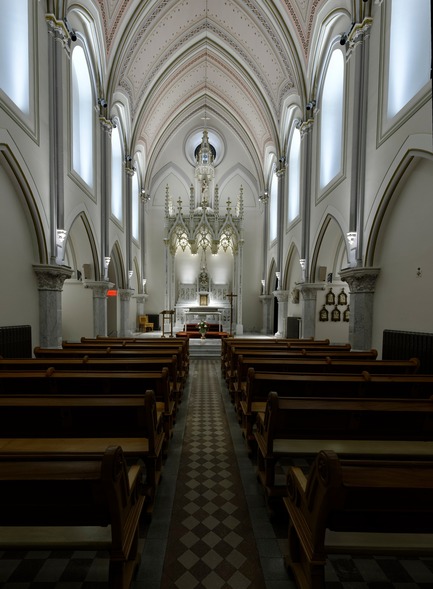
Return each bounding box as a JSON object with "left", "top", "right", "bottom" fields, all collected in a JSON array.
[
  {"left": 371, "top": 157, "right": 433, "bottom": 356},
  {"left": 0, "top": 164, "right": 40, "bottom": 350},
  {"left": 62, "top": 281, "right": 94, "bottom": 340}
]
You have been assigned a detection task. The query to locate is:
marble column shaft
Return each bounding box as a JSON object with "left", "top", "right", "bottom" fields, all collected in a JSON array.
[
  {"left": 118, "top": 288, "right": 134, "bottom": 337},
  {"left": 33, "top": 264, "right": 73, "bottom": 348},
  {"left": 299, "top": 283, "right": 325, "bottom": 339},
  {"left": 339, "top": 267, "right": 380, "bottom": 351},
  {"left": 259, "top": 295, "right": 273, "bottom": 335},
  {"left": 84, "top": 281, "right": 113, "bottom": 337},
  {"left": 272, "top": 290, "right": 290, "bottom": 338}
]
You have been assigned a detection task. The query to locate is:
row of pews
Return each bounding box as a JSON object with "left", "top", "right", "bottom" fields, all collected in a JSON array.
[
  {"left": 0, "top": 335, "right": 190, "bottom": 589},
  {"left": 221, "top": 336, "right": 433, "bottom": 589}
]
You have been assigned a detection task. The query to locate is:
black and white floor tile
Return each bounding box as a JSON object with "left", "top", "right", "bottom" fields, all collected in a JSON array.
[{"left": 1, "top": 358, "right": 433, "bottom": 588}]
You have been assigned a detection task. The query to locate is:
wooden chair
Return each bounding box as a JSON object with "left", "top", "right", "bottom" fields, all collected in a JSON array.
[{"left": 139, "top": 315, "right": 154, "bottom": 332}]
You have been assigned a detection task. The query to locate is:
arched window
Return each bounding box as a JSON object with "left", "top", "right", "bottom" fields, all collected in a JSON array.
[
  {"left": 269, "top": 169, "right": 278, "bottom": 243},
  {"left": 111, "top": 125, "right": 123, "bottom": 221},
  {"left": 287, "top": 127, "right": 301, "bottom": 223},
  {"left": 132, "top": 170, "right": 139, "bottom": 240},
  {"left": 0, "top": 0, "right": 30, "bottom": 114},
  {"left": 71, "top": 46, "right": 94, "bottom": 188},
  {"left": 387, "top": 0, "right": 431, "bottom": 120},
  {"left": 319, "top": 48, "right": 345, "bottom": 191}
]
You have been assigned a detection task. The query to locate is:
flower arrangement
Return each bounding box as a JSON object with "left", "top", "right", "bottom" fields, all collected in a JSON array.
[{"left": 197, "top": 320, "right": 208, "bottom": 331}]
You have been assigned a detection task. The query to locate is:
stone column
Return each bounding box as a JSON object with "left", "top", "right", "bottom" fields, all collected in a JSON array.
[
  {"left": 234, "top": 245, "right": 244, "bottom": 335},
  {"left": 99, "top": 116, "right": 112, "bottom": 277},
  {"left": 272, "top": 290, "right": 290, "bottom": 338},
  {"left": 117, "top": 289, "right": 134, "bottom": 337},
  {"left": 45, "top": 15, "right": 69, "bottom": 264},
  {"left": 84, "top": 281, "right": 113, "bottom": 337},
  {"left": 33, "top": 264, "right": 74, "bottom": 348},
  {"left": 339, "top": 267, "right": 380, "bottom": 351},
  {"left": 124, "top": 160, "right": 135, "bottom": 276},
  {"left": 299, "top": 283, "right": 325, "bottom": 339},
  {"left": 346, "top": 20, "right": 372, "bottom": 267},
  {"left": 299, "top": 119, "right": 314, "bottom": 281},
  {"left": 259, "top": 294, "right": 273, "bottom": 335},
  {"left": 276, "top": 163, "right": 286, "bottom": 278}
]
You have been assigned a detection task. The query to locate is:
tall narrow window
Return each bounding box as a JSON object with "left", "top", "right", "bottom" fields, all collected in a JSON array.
[
  {"left": 0, "top": 0, "right": 30, "bottom": 114},
  {"left": 269, "top": 170, "right": 278, "bottom": 243},
  {"left": 111, "top": 126, "right": 123, "bottom": 221},
  {"left": 319, "top": 49, "right": 345, "bottom": 190},
  {"left": 387, "top": 0, "right": 431, "bottom": 119},
  {"left": 132, "top": 171, "right": 139, "bottom": 240},
  {"left": 288, "top": 127, "right": 301, "bottom": 223},
  {"left": 71, "top": 46, "right": 94, "bottom": 188}
]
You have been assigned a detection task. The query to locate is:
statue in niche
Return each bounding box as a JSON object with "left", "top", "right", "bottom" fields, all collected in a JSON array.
[{"left": 199, "top": 268, "right": 209, "bottom": 291}]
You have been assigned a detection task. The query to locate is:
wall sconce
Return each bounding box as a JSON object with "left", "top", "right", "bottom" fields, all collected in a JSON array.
[
  {"left": 347, "top": 231, "right": 357, "bottom": 247},
  {"left": 259, "top": 191, "right": 268, "bottom": 204},
  {"left": 56, "top": 228, "right": 67, "bottom": 246},
  {"left": 142, "top": 278, "right": 147, "bottom": 293},
  {"left": 340, "top": 23, "right": 355, "bottom": 46},
  {"left": 261, "top": 279, "right": 265, "bottom": 294},
  {"left": 55, "top": 229, "right": 67, "bottom": 264},
  {"left": 299, "top": 259, "right": 306, "bottom": 270},
  {"left": 128, "top": 270, "right": 133, "bottom": 279},
  {"left": 104, "top": 256, "right": 111, "bottom": 280},
  {"left": 63, "top": 17, "right": 77, "bottom": 42},
  {"left": 98, "top": 98, "right": 108, "bottom": 109},
  {"left": 306, "top": 100, "right": 316, "bottom": 112}
]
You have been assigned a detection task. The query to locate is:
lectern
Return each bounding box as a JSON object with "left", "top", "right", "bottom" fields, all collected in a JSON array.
[{"left": 160, "top": 310, "right": 175, "bottom": 338}]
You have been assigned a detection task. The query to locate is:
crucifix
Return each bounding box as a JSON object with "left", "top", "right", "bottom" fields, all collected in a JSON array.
[{"left": 226, "top": 292, "right": 237, "bottom": 336}]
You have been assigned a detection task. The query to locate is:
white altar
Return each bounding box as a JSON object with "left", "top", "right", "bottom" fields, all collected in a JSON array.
[
  {"left": 175, "top": 280, "right": 231, "bottom": 330},
  {"left": 184, "top": 310, "right": 222, "bottom": 331}
]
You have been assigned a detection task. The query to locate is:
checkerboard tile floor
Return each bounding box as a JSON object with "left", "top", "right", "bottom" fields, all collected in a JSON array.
[{"left": 2, "top": 358, "right": 433, "bottom": 588}]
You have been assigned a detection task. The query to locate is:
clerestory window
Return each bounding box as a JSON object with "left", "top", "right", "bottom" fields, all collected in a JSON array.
[{"left": 71, "top": 45, "right": 94, "bottom": 188}]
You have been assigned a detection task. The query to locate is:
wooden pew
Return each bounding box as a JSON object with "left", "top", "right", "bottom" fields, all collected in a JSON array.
[
  {"left": 221, "top": 338, "right": 336, "bottom": 378},
  {"left": 232, "top": 355, "right": 419, "bottom": 406},
  {"left": 226, "top": 348, "right": 379, "bottom": 400},
  {"left": 0, "top": 390, "right": 165, "bottom": 507},
  {"left": 32, "top": 348, "right": 185, "bottom": 402},
  {"left": 239, "top": 366, "right": 433, "bottom": 449},
  {"left": 60, "top": 341, "right": 189, "bottom": 386},
  {"left": 0, "top": 445, "right": 145, "bottom": 589},
  {"left": 254, "top": 392, "right": 433, "bottom": 499},
  {"left": 0, "top": 355, "right": 182, "bottom": 407},
  {"left": 0, "top": 367, "right": 175, "bottom": 443},
  {"left": 284, "top": 449, "right": 433, "bottom": 589},
  {"left": 72, "top": 337, "right": 190, "bottom": 378}
]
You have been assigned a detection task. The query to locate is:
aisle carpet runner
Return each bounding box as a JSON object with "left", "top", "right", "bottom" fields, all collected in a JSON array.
[{"left": 160, "top": 359, "right": 266, "bottom": 588}]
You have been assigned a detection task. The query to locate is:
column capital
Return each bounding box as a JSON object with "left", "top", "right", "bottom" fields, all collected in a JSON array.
[
  {"left": 133, "top": 294, "right": 149, "bottom": 303},
  {"left": 346, "top": 18, "right": 373, "bottom": 57},
  {"left": 45, "top": 14, "right": 70, "bottom": 52},
  {"left": 259, "top": 294, "right": 273, "bottom": 303},
  {"left": 84, "top": 280, "right": 114, "bottom": 298},
  {"left": 33, "top": 264, "right": 73, "bottom": 291},
  {"left": 339, "top": 267, "right": 380, "bottom": 293},
  {"left": 299, "top": 282, "right": 326, "bottom": 301},
  {"left": 99, "top": 116, "right": 113, "bottom": 135},
  {"left": 118, "top": 288, "right": 134, "bottom": 302},
  {"left": 299, "top": 118, "right": 314, "bottom": 137},
  {"left": 272, "top": 290, "right": 290, "bottom": 303}
]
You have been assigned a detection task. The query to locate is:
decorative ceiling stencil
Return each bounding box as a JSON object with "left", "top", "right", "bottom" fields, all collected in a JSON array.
[
  {"left": 282, "top": 0, "right": 323, "bottom": 60},
  {"left": 90, "top": 0, "right": 320, "bottom": 180},
  {"left": 96, "top": 0, "right": 130, "bottom": 55},
  {"left": 138, "top": 54, "right": 271, "bottom": 159}
]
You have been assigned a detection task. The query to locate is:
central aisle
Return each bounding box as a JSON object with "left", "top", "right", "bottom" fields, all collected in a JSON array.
[{"left": 134, "top": 358, "right": 291, "bottom": 589}]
